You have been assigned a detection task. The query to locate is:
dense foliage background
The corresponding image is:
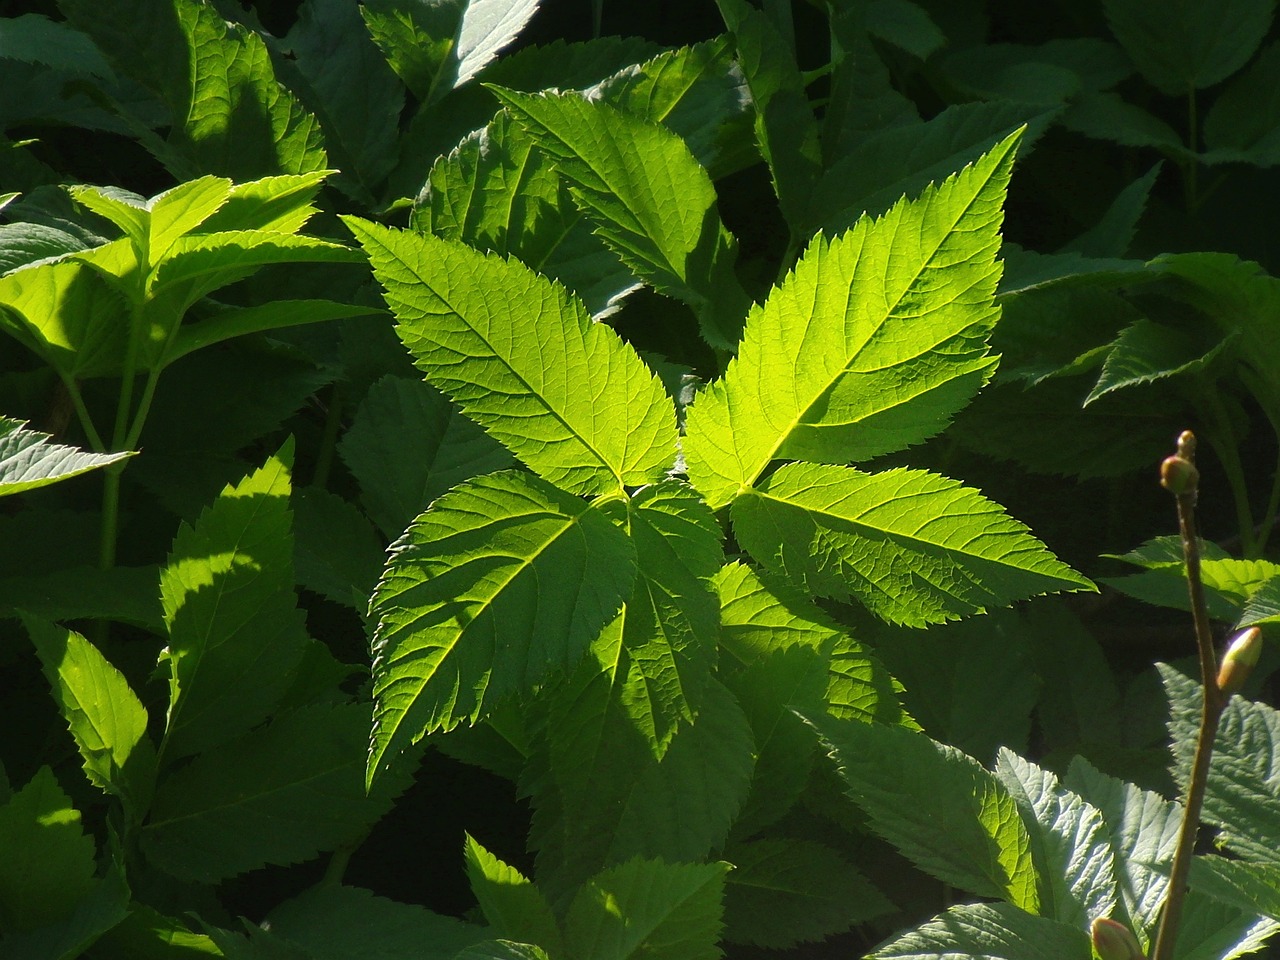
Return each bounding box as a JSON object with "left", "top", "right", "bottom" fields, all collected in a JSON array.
[{"left": 5, "top": 1, "right": 1280, "bottom": 958}]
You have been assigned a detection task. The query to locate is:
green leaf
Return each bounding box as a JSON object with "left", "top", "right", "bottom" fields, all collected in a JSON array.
[
  {"left": 615, "top": 480, "right": 723, "bottom": 751},
  {"left": 1085, "top": 319, "right": 1231, "bottom": 404},
  {"left": 1105, "top": 555, "right": 1279, "bottom": 623},
  {"left": 868, "top": 902, "right": 1090, "bottom": 960},
  {"left": 61, "top": 0, "right": 327, "bottom": 179},
  {"left": 90, "top": 904, "right": 222, "bottom": 958},
  {"left": 414, "top": 110, "right": 637, "bottom": 319},
  {"left": 25, "top": 618, "right": 156, "bottom": 818},
  {"left": 283, "top": 0, "right": 403, "bottom": 199},
  {"left": 1064, "top": 164, "right": 1161, "bottom": 259},
  {"left": 529, "top": 671, "right": 754, "bottom": 894},
  {"left": 464, "top": 834, "right": 563, "bottom": 955},
  {"left": 0, "top": 862, "right": 130, "bottom": 960},
  {"left": 1174, "top": 890, "right": 1280, "bottom": 960},
  {"left": 1061, "top": 92, "right": 1185, "bottom": 152},
  {"left": 0, "top": 13, "right": 112, "bottom": 77},
  {"left": 941, "top": 39, "right": 1130, "bottom": 104},
  {"left": 149, "top": 232, "right": 362, "bottom": 301},
  {"left": 716, "top": 0, "right": 822, "bottom": 230},
  {"left": 488, "top": 87, "right": 750, "bottom": 348},
  {"left": 1102, "top": 0, "right": 1274, "bottom": 94},
  {"left": 456, "top": 944, "right": 550, "bottom": 960},
  {"left": 871, "top": 609, "right": 1039, "bottom": 760},
  {"left": 1193, "top": 857, "right": 1280, "bottom": 921},
  {"left": 808, "top": 713, "right": 1041, "bottom": 912},
  {"left": 263, "top": 884, "right": 488, "bottom": 960},
  {"left": 368, "top": 470, "right": 637, "bottom": 781},
  {"left": 0, "top": 256, "right": 130, "bottom": 378},
  {"left": 721, "top": 838, "right": 892, "bottom": 948},
  {"left": 1239, "top": 576, "right": 1280, "bottom": 628},
  {"left": 807, "top": 102, "right": 1040, "bottom": 234},
  {"left": 590, "top": 38, "right": 755, "bottom": 180},
  {"left": 864, "top": 0, "right": 945, "bottom": 59},
  {"left": 732, "top": 461, "right": 1093, "bottom": 627},
  {"left": 563, "top": 858, "right": 730, "bottom": 960},
  {"left": 714, "top": 560, "right": 907, "bottom": 832},
  {"left": 339, "top": 375, "right": 516, "bottom": 539},
  {"left": 292, "top": 486, "right": 385, "bottom": 611},
  {"left": 0, "top": 767, "right": 97, "bottom": 934},
  {"left": 0, "top": 564, "right": 162, "bottom": 629},
  {"left": 1163, "top": 664, "right": 1280, "bottom": 863},
  {"left": 360, "top": 0, "right": 464, "bottom": 102},
  {"left": 0, "top": 417, "right": 131, "bottom": 496},
  {"left": 140, "top": 703, "right": 407, "bottom": 883},
  {"left": 684, "top": 130, "right": 1017, "bottom": 509},
  {"left": 1023, "top": 601, "right": 1124, "bottom": 755},
  {"left": 198, "top": 171, "right": 332, "bottom": 234},
  {"left": 1064, "top": 757, "right": 1180, "bottom": 947},
  {"left": 158, "top": 442, "right": 309, "bottom": 761},
  {"left": 445, "top": 0, "right": 542, "bottom": 95},
  {"left": 346, "top": 219, "right": 677, "bottom": 496},
  {"left": 1204, "top": 42, "right": 1280, "bottom": 165},
  {"left": 994, "top": 750, "right": 1116, "bottom": 927},
  {"left": 169, "top": 299, "right": 380, "bottom": 366},
  {"left": 1151, "top": 253, "right": 1280, "bottom": 417}
]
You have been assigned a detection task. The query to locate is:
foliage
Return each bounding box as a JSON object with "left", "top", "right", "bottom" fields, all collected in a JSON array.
[{"left": 1, "top": 1, "right": 1280, "bottom": 959}]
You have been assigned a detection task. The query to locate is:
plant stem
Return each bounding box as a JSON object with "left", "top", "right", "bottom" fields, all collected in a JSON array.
[
  {"left": 1151, "top": 431, "right": 1225, "bottom": 960},
  {"left": 311, "top": 387, "right": 344, "bottom": 490},
  {"left": 1184, "top": 87, "right": 1199, "bottom": 213}
]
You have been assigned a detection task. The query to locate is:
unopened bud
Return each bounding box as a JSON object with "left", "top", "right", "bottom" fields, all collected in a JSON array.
[
  {"left": 1176, "top": 430, "right": 1196, "bottom": 461},
  {"left": 1091, "top": 917, "right": 1145, "bottom": 960},
  {"left": 1160, "top": 455, "right": 1199, "bottom": 496},
  {"left": 1217, "top": 627, "right": 1263, "bottom": 696}
]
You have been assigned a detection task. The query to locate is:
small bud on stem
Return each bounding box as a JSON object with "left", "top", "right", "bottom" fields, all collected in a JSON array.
[
  {"left": 1216, "top": 627, "right": 1263, "bottom": 696},
  {"left": 1160, "top": 456, "right": 1199, "bottom": 497},
  {"left": 1093, "top": 917, "right": 1146, "bottom": 960}
]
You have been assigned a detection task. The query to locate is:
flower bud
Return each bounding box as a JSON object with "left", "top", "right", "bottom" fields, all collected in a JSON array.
[
  {"left": 1217, "top": 627, "right": 1263, "bottom": 696},
  {"left": 1160, "top": 455, "right": 1199, "bottom": 496},
  {"left": 1176, "top": 430, "right": 1196, "bottom": 461},
  {"left": 1091, "top": 917, "right": 1145, "bottom": 960}
]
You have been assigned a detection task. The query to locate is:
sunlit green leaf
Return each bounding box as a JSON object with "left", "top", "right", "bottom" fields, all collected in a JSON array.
[
  {"left": 685, "top": 130, "right": 1019, "bottom": 508},
  {"left": 346, "top": 219, "right": 677, "bottom": 496},
  {"left": 368, "top": 470, "right": 636, "bottom": 782},
  {"left": 733, "top": 461, "right": 1093, "bottom": 626}
]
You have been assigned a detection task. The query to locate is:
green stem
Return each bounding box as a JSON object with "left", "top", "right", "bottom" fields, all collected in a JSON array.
[
  {"left": 1198, "top": 383, "right": 1257, "bottom": 555},
  {"left": 1151, "top": 433, "right": 1226, "bottom": 960},
  {"left": 99, "top": 464, "right": 124, "bottom": 570},
  {"left": 311, "top": 387, "right": 344, "bottom": 490},
  {"left": 1251, "top": 405, "right": 1280, "bottom": 556},
  {"left": 1185, "top": 87, "right": 1199, "bottom": 213},
  {"left": 61, "top": 375, "right": 106, "bottom": 452}
]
